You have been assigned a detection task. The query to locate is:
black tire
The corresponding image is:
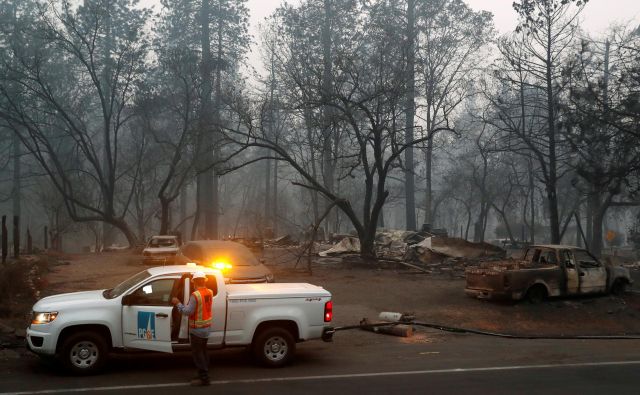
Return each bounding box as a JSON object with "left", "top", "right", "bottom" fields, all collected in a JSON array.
[
  {"left": 252, "top": 327, "right": 295, "bottom": 368},
  {"left": 526, "top": 285, "right": 547, "bottom": 304},
  {"left": 59, "top": 331, "right": 108, "bottom": 375},
  {"left": 611, "top": 279, "right": 628, "bottom": 296}
]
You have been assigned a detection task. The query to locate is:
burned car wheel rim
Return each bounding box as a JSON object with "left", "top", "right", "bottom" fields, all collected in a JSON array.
[
  {"left": 69, "top": 341, "right": 99, "bottom": 368},
  {"left": 263, "top": 336, "right": 288, "bottom": 361}
]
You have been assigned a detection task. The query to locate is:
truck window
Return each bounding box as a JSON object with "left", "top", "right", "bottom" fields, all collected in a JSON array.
[
  {"left": 574, "top": 250, "right": 600, "bottom": 268},
  {"left": 204, "top": 275, "right": 218, "bottom": 296},
  {"left": 105, "top": 270, "right": 151, "bottom": 299},
  {"left": 541, "top": 250, "right": 558, "bottom": 265},
  {"left": 130, "top": 279, "right": 177, "bottom": 306},
  {"left": 149, "top": 238, "right": 177, "bottom": 248},
  {"left": 524, "top": 248, "right": 541, "bottom": 263},
  {"left": 560, "top": 250, "right": 575, "bottom": 268}
]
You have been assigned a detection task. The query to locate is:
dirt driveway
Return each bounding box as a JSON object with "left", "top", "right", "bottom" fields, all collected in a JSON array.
[{"left": 39, "top": 249, "right": 640, "bottom": 337}]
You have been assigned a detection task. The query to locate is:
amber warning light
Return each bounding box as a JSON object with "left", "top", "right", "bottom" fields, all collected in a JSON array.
[
  {"left": 324, "top": 300, "right": 333, "bottom": 322},
  {"left": 212, "top": 261, "right": 233, "bottom": 271}
]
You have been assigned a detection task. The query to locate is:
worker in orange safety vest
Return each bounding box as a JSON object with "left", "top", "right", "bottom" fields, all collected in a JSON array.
[{"left": 172, "top": 271, "right": 213, "bottom": 386}]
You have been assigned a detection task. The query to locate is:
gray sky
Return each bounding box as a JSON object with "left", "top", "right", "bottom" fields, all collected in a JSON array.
[
  {"left": 465, "top": 0, "right": 640, "bottom": 35},
  {"left": 141, "top": 0, "right": 640, "bottom": 74},
  {"left": 140, "top": 0, "right": 640, "bottom": 36}
]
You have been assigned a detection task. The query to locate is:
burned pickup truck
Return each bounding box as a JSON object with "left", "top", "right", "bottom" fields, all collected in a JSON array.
[{"left": 465, "top": 245, "right": 632, "bottom": 303}]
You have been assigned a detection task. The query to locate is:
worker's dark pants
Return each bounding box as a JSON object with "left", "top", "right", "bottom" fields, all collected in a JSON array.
[{"left": 190, "top": 335, "right": 209, "bottom": 380}]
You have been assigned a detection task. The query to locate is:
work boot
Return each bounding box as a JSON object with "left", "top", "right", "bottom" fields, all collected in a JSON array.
[{"left": 190, "top": 377, "right": 210, "bottom": 386}]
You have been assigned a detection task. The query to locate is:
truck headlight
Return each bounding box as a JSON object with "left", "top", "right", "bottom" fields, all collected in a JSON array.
[{"left": 32, "top": 311, "right": 58, "bottom": 325}]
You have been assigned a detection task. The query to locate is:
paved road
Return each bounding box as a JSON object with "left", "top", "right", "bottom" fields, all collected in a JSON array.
[{"left": 2, "top": 329, "right": 640, "bottom": 394}]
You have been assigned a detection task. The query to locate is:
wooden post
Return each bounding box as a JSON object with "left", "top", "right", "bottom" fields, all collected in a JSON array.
[
  {"left": 13, "top": 215, "right": 19, "bottom": 259},
  {"left": 1, "top": 216, "right": 7, "bottom": 264}
]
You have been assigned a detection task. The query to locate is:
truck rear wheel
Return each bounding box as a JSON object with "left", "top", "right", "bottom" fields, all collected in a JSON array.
[
  {"left": 252, "top": 327, "right": 295, "bottom": 368},
  {"left": 59, "top": 331, "right": 108, "bottom": 375},
  {"left": 526, "top": 285, "right": 547, "bottom": 304}
]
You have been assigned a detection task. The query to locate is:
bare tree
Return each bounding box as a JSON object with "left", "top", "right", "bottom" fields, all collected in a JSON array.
[{"left": 0, "top": 0, "right": 151, "bottom": 247}]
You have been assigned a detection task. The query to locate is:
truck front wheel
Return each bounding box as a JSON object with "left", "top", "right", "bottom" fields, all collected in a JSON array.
[
  {"left": 59, "top": 331, "right": 108, "bottom": 375},
  {"left": 252, "top": 327, "right": 295, "bottom": 368}
]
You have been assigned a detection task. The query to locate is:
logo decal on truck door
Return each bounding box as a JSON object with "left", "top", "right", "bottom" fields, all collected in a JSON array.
[{"left": 137, "top": 311, "right": 156, "bottom": 340}]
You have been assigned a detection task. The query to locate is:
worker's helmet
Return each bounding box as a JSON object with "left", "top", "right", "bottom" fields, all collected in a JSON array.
[{"left": 192, "top": 271, "right": 207, "bottom": 281}]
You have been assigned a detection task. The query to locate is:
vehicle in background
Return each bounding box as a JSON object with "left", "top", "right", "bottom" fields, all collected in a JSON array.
[
  {"left": 26, "top": 265, "right": 333, "bottom": 374},
  {"left": 142, "top": 236, "right": 180, "bottom": 265},
  {"left": 465, "top": 244, "right": 633, "bottom": 303},
  {"left": 175, "top": 240, "right": 274, "bottom": 283}
]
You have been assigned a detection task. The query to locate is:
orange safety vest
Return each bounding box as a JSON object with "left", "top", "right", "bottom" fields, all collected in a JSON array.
[{"left": 189, "top": 287, "right": 213, "bottom": 329}]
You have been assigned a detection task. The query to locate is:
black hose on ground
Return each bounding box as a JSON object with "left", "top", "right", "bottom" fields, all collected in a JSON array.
[{"left": 330, "top": 321, "right": 640, "bottom": 340}]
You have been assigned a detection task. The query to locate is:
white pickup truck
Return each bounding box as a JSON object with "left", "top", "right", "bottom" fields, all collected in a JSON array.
[{"left": 26, "top": 265, "right": 334, "bottom": 374}]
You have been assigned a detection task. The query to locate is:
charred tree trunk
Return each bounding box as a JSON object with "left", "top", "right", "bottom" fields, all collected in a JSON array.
[
  {"left": 179, "top": 186, "right": 188, "bottom": 242},
  {"left": 197, "top": 0, "right": 215, "bottom": 240},
  {"left": 12, "top": 133, "right": 20, "bottom": 258},
  {"left": 13, "top": 215, "right": 19, "bottom": 259},
  {"left": 265, "top": 156, "right": 271, "bottom": 235},
  {"left": 2, "top": 216, "right": 7, "bottom": 264},
  {"left": 321, "top": 0, "right": 336, "bottom": 235},
  {"left": 273, "top": 158, "right": 278, "bottom": 236},
  {"left": 424, "top": 138, "right": 433, "bottom": 226},
  {"left": 404, "top": 0, "right": 416, "bottom": 231},
  {"left": 159, "top": 198, "right": 171, "bottom": 235},
  {"left": 545, "top": 23, "right": 561, "bottom": 244},
  {"left": 26, "top": 228, "right": 32, "bottom": 254},
  {"left": 210, "top": 11, "right": 224, "bottom": 240},
  {"left": 191, "top": 181, "right": 201, "bottom": 240}
]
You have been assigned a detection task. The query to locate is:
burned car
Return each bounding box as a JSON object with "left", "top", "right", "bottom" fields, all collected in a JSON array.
[
  {"left": 142, "top": 235, "right": 180, "bottom": 265},
  {"left": 175, "top": 240, "right": 274, "bottom": 283},
  {"left": 465, "top": 244, "right": 632, "bottom": 303}
]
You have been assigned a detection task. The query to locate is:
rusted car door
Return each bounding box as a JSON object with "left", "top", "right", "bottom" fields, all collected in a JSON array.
[
  {"left": 574, "top": 249, "right": 607, "bottom": 294},
  {"left": 560, "top": 249, "right": 579, "bottom": 294}
]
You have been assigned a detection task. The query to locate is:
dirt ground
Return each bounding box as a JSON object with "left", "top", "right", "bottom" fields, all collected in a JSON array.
[{"left": 30, "top": 247, "right": 640, "bottom": 337}]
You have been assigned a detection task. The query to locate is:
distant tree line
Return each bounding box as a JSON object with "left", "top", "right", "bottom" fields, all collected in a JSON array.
[{"left": 0, "top": 0, "right": 637, "bottom": 259}]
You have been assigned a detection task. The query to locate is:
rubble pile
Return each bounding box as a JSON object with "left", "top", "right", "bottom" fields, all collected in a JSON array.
[
  {"left": 264, "top": 235, "right": 298, "bottom": 248},
  {"left": 319, "top": 237, "right": 360, "bottom": 257},
  {"left": 315, "top": 229, "right": 506, "bottom": 275}
]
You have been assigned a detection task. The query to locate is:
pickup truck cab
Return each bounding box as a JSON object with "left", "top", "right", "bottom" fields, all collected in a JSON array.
[
  {"left": 465, "top": 244, "right": 632, "bottom": 303},
  {"left": 26, "top": 265, "right": 333, "bottom": 374}
]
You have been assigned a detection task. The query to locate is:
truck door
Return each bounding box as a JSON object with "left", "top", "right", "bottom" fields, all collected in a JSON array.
[
  {"left": 574, "top": 249, "right": 607, "bottom": 294},
  {"left": 122, "top": 277, "right": 177, "bottom": 353},
  {"left": 560, "top": 249, "right": 579, "bottom": 295},
  {"left": 205, "top": 274, "right": 226, "bottom": 345},
  {"left": 173, "top": 274, "right": 226, "bottom": 346}
]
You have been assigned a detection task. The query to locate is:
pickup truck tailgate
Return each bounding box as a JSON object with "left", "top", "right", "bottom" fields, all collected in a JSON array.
[{"left": 465, "top": 268, "right": 504, "bottom": 290}]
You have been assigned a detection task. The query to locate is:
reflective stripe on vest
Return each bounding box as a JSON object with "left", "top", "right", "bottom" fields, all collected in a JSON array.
[{"left": 189, "top": 288, "right": 213, "bottom": 329}]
